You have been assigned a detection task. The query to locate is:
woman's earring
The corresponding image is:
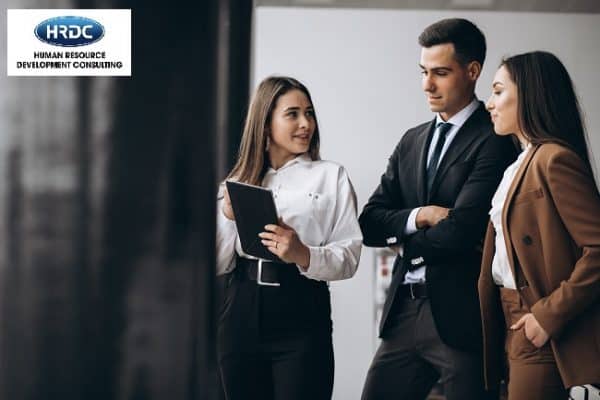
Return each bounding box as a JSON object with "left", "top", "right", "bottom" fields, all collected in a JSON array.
[{"left": 265, "top": 136, "right": 270, "bottom": 151}]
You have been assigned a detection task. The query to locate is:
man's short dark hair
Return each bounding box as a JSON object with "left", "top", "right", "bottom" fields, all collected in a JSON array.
[{"left": 418, "top": 18, "right": 486, "bottom": 67}]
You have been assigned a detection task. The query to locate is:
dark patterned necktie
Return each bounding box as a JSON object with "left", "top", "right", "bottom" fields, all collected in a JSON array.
[{"left": 426, "top": 122, "right": 453, "bottom": 194}]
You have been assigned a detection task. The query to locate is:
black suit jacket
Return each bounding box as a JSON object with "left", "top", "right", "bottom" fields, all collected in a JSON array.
[{"left": 359, "top": 102, "right": 517, "bottom": 352}]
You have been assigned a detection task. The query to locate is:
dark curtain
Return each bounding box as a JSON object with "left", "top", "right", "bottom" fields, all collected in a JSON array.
[{"left": 0, "top": 2, "right": 250, "bottom": 399}]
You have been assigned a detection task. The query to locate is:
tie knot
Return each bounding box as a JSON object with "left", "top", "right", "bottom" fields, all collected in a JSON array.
[{"left": 436, "top": 122, "right": 453, "bottom": 137}]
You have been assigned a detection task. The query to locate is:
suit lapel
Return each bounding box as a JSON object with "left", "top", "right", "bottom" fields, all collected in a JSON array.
[
  {"left": 428, "top": 104, "right": 485, "bottom": 200},
  {"left": 416, "top": 119, "right": 436, "bottom": 204},
  {"left": 501, "top": 144, "right": 540, "bottom": 283}
]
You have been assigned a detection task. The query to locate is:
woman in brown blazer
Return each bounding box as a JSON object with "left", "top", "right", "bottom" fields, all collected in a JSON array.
[{"left": 480, "top": 51, "right": 600, "bottom": 399}]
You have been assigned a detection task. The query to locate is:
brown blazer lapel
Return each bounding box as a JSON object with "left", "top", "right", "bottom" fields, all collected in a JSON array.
[{"left": 501, "top": 144, "right": 540, "bottom": 283}]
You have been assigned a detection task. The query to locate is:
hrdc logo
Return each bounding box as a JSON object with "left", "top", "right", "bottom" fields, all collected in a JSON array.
[
  {"left": 7, "top": 9, "right": 131, "bottom": 76},
  {"left": 34, "top": 16, "right": 105, "bottom": 47}
]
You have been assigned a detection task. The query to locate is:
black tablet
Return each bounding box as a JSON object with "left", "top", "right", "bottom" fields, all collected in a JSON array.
[{"left": 225, "top": 180, "right": 282, "bottom": 262}]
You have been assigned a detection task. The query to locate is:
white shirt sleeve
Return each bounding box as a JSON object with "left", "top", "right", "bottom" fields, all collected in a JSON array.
[
  {"left": 300, "top": 168, "right": 362, "bottom": 281},
  {"left": 216, "top": 184, "right": 237, "bottom": 275},
  {"left": 405, "top": 207, "right": 421, "bottom": 235}
]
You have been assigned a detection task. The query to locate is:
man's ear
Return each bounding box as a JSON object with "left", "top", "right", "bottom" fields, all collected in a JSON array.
[{"left": 467, "top": 61, "right": 482, "bottom": 81}]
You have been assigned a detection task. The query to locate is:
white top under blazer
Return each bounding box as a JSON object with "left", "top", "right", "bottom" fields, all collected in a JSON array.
[{"left": 489, "top": 144, "right": 532, "bottom": 289}]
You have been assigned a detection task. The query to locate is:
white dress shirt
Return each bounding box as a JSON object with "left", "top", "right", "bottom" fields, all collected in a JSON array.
[
  {"left": 403, "top": 97, "right": 480, "bottom": 284},
  {"left": 489, "top": 143, "right": 532, "bottom": 289},
  {"left": 216, "top": 153, "right": 362, "bottom": 281}
]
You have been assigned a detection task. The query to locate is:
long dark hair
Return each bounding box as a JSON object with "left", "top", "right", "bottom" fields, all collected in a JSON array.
[
  {"left": 501, "top": 51, "right": 592, "bottom": 171},
  {"left": 226, "top": 76, "right": 321, "bottom": 185}
]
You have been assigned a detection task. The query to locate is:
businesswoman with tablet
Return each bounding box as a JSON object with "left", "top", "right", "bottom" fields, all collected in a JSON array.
[
  {"left": 216, "top": 76, "right": 362, "bottom": 400},
  {"left": 480, "top": 51, "right": 600, "bottom": 399}
]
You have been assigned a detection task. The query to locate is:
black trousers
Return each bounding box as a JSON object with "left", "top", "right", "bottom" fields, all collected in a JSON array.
[
  {"left": 218, "top": 260, "right": 334, "bottom": 400},
  {"left": 362, "top": 295, "right": 492, "bottom": 400}
]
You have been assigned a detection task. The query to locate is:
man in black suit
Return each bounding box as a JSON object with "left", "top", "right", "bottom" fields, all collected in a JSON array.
[{"left": 360, "top": 18, "right": 517, "bottom": 400}]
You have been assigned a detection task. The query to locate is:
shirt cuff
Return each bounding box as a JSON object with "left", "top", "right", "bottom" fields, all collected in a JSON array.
[
  {"left": 296, "top": 246, "right": 321, "bottom": 278},
  {"left": 405, "top": 207, "right": 421, "bottom": 235}
]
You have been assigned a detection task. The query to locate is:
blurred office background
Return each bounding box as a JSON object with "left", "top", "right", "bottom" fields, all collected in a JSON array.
[
  {"left": 0, "top": 0, "right": 598, "bottom": 399},
  {"left": 0, "top": 0, "right": 244, "bottom": 399}
]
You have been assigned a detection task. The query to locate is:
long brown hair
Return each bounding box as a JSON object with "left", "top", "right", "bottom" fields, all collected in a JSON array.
[
  {"left": 226, "top": 76, "right": 321, "bottom": 185},
  {"left": 501, "top": 51, "right": 592, "bottom": 171}
]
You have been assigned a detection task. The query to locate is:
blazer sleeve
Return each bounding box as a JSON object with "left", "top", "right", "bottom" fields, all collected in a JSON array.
[
  {"left": 403, "top": 134, "right": 516, "bottom": 266},
  {"left": 530, "top": 149, "right": 600, "bottom": 338},
  {"left": 358, "top": 139, "right": 414, "bottom": 247}
]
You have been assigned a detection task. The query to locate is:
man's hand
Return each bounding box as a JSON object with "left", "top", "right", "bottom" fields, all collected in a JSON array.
[{"left": 415, "top": 206, "right": 450, "bottom": 229}]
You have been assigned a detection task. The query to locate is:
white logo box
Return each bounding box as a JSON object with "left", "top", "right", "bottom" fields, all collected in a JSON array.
[{"left": 7, "top": 9, "right": 131, "bottom": 76}]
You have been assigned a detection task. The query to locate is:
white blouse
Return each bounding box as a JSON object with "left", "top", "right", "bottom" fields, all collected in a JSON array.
[
  {"left": 489, "top": 144, "right": 532, "bottom": 289},
  {"left": 216, "top": 153, "right": 362, "bottom": 281}
]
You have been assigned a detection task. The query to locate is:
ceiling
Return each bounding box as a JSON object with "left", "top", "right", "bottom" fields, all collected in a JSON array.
[{"left": 255, "top": 0, "right": 600, "bottom": 13}]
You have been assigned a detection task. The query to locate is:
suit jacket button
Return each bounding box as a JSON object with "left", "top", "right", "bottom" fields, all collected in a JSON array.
[{"left": 522, "top": 235, "right": 533, "bottom": 245}]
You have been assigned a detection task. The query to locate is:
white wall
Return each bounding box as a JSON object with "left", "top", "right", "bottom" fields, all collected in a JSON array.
[{"left": 253, "top": 8, "right": 600, "bottom": 399}]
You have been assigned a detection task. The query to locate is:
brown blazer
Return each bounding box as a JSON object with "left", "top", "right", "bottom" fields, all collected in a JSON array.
[{"left": 479, "top": 143, "right": 600, "bottom": 388}]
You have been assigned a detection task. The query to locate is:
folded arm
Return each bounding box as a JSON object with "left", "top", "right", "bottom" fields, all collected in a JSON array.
[
  {"left": 359, "top": 142, "right": 416, "bottom": 247},
  {"left": 403, "top": 135, "right": 516, "bottom": 266}
]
